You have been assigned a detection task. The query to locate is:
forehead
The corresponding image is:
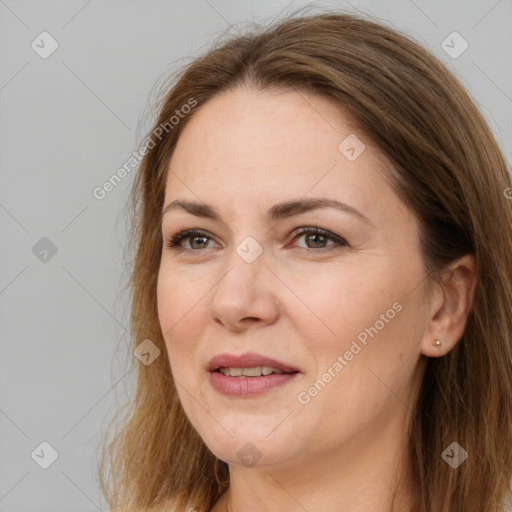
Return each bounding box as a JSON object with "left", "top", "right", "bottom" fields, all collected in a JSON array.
[
  {"left": 161, "top": 88, "right": 414, "bottom": 235},
  {"left": 175, "top": 88, "right": 355, "bottom": 156},
  {"left": 166, "top": 87, "right": 385, "bottom": 192}
]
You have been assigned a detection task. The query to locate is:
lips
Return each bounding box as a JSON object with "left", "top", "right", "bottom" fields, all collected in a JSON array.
[
  {"left": 207, "top": 351, "right": 300, "bottom": 397},
  {"left": 206, "top": 352, "right": 299, "bottom": 374}
]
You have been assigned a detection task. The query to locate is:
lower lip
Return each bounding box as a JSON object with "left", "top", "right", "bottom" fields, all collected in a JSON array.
[{"left": 209, "top": 370, "right": 299, "bottom": 397}]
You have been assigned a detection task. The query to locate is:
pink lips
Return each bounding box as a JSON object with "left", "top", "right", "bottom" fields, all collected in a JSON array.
[
  {"left": 206, "top": 352, "right": 300, "bottom": 397},
  {"left": 206, "top": 352, "right": 299, "bottom": 373}
]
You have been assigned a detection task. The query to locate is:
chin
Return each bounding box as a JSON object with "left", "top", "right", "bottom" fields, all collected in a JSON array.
[{"left": 198, "top": 427, "right": 300, "bottom": 469}]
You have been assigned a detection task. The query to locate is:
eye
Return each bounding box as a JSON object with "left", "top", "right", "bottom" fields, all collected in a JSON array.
[
  {"left": 292, "top": 226, "right": 348, "bottom": 250},
  {"left": 163, "top": 226, "right": 348, "bottom": 253},
  {"left": 164, "top": 229, "right": 217, "bottom": 251}
]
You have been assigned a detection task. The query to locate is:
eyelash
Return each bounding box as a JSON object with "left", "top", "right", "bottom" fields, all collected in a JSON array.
[{"left": 163, "top": 226, "right": 348, "bottom": 253}]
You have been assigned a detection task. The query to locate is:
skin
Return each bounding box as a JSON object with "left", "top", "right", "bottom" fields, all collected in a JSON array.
[{"left": 156, "top": 87, "right": 476, "bottom": 512}]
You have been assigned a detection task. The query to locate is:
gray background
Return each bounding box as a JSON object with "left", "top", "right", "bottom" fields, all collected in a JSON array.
[{"left": 1, "top": 1, "right": 511, "bottom": 511}]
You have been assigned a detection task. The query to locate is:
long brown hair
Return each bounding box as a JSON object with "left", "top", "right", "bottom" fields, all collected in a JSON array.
[{"left": 98, "top": 7, "right": 512, "bottom": 511}]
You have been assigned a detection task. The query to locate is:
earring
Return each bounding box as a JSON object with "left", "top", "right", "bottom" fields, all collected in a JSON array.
[{"left": 433, "top": 339, "right": 442, "bottom": 347}]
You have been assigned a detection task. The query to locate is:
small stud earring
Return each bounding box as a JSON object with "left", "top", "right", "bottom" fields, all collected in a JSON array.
[{"left": 433, "top": 339, "right": 442, "bottom": 347}]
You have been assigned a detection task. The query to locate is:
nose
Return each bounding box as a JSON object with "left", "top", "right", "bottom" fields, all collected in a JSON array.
[{"left": 208, "top": 247, "right": 280, "bottom": 332}]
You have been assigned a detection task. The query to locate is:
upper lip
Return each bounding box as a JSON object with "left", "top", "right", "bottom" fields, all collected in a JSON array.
[{"left": 207, "top": 352, "right": 299, "bottom": 373}]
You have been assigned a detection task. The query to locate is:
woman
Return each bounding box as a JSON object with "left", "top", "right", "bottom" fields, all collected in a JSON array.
[{"left": 99, "top": 8, "right": 512, "bottom": 512}]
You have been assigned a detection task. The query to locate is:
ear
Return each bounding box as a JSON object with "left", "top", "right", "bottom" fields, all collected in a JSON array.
[{"left": 421, "top": 254, "right": 477, "bottom": 357}]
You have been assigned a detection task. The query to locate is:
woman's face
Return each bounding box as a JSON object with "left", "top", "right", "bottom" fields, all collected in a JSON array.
[{"left": 157, "top": 87, "right": 430, "bottom": 470}]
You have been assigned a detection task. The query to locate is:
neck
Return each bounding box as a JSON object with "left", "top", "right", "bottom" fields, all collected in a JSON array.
[{"left": 221, "top": 409, "right": 418, "bottom": 512}]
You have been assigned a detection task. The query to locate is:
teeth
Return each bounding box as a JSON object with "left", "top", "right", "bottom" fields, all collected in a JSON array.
[{"left": 219, "top": 366, "right": 286, "bottom": 377}]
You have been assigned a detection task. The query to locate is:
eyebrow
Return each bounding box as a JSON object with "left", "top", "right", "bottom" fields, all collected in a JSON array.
[{"left": 161, "top": 197, "right": 375, "bottom": 227}]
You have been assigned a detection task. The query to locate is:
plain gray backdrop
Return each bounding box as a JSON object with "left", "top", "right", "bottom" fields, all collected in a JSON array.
[{"left": 1, "top": 1, "right": 511, "bottom": 511}]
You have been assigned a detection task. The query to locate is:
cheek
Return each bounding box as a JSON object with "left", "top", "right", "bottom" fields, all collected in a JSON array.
[
  {"left": 295, "top": 311, "right": 417, "bottom": 445},
  {"left": 289, "top": 262, "right": 398, "bottom": 349},
  {"left": 293, "top": 267, "right": 418, "bottom": 400},
  {"left": 303, "top": 292, "right": 423, "bottom": 414},
  {"left": 156, "top": 270, "right": 205, "bottom": 367},
  {"left": 157, "top": 264, "right": 204, "bottom": 327}
]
